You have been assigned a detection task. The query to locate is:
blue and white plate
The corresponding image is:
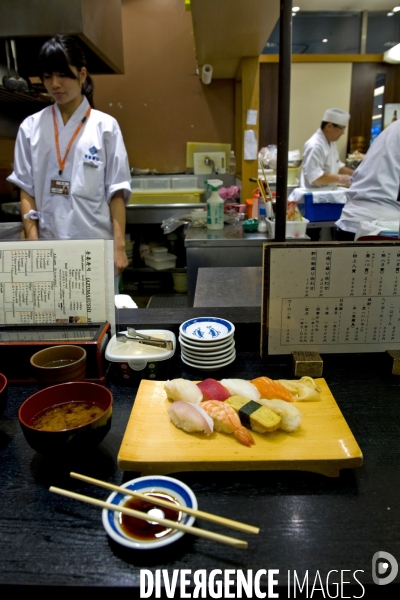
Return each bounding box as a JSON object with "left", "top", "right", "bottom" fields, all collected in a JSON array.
[
  {"left": 179, "top": 317, "right": 235, "bottom": 342},
  {"left": 179, "top": 335, "right": 234, "bottom": 352},
  {"left": 102, "top": 475, "right": 197, "bottom": 550},
  {"left": 181, "top": 351, "right": 236, "bottom": 371}
]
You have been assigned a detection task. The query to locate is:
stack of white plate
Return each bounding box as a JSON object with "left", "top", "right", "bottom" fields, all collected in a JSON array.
[{"left": 179, "top": 317, "right": 236, "bottom": 371}]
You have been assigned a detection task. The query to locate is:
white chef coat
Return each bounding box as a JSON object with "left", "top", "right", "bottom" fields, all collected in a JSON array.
[
  {"left": 336, "top": 120, "right": 400, "bottom": 233},
  {"left": 300, "top": 128, "right": 344, "bottom": 189},
  {"left": 7, "top": 96, "right": 131, "bottom": 240}
]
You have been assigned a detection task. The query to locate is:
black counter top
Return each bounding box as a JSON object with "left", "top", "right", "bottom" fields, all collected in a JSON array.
[{"left": 1, "top": 345, "right": 399, "bottom": 596}]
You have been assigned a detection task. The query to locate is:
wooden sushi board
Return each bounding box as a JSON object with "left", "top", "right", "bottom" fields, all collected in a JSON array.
[{"left": 117, "top": 379, "right": 363, "bottom": 477}]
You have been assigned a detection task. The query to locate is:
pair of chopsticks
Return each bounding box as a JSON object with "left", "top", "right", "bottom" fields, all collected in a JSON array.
[
  {"left": 49, "top": 472, "right": 260, "bottom": 550},
  {"left": 258, "top": 160, "right": 273, "bottom": 203}
]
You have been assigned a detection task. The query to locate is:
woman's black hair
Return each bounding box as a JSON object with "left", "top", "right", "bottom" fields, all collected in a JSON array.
[{"left": 38, "top": 34, "right": 94, "bottom": 108}]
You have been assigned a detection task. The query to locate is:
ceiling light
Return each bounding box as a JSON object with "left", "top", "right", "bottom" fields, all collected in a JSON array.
[
  {"left": 372, "top": 114, "right": 382, "bottom": 120},
  {"left": 374, "top": 86, "right": 385, "bottom": 95},
  {"left": 393, "top": 6, "right": 400, "bottom": 12},
  {"left": 292, "top": 6, "right": 300, "bottom": 12},
  {"left": 378, "top": 104, "right": 383, "bottom": 108},
  {"left": 322, "top": 39, "right": 328, "bottom": 43},
  {"left": 388, "top": 12, "right": 394, "bottom": 16},
  {"left": 384, "top": 42, "right": 400, "bottom": 63}
]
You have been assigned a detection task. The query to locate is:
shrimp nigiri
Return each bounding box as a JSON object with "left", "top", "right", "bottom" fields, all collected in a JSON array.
[
  {"left": 201, "top": 400, "right": 255, "bottom": 447},
  {"left": 251, "top": 376, "right": 294, "bottom": 403}
]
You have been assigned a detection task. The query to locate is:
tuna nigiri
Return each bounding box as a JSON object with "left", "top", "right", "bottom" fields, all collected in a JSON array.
[
  {"left": 197, "top": 378, "right": 231, "bottom": 401},
  {"left": 164, "top": 378, "right": 202, "bottom": 405},
  {"left": 201, "top": 400, "right": 255, "bottom": 447},
  {"left": 251, "top": 376, "right": 294, "bottom": 403},
  {"left": 168, "top": 401, "right": 214, "bottom": 435}
]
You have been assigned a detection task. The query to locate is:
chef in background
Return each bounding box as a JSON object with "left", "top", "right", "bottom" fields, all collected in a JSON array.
[
  {"left": 335, "top": 118, "right": 400, "bottom": 241},
  {"left": 300, "top": 108, "right": 354, "bottom": 189}
]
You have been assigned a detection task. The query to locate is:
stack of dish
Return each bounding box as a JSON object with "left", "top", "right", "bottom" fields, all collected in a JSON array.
[{"left": 179, "top": 317, "right": 235, "bottom": 371}]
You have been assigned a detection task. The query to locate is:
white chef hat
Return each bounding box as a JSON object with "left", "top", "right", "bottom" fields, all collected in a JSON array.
[{"left": 322, "top": 108, "right": 350, "bottom": 126}]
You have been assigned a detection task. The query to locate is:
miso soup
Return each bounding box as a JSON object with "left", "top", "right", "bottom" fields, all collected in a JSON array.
[{"left": 32, "top": 401, "right": 105, "bottom": 431}]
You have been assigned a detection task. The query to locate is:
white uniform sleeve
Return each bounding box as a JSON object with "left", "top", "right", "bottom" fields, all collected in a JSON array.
[
  {"left": 104, "top": 121, "right": 131, "bottom": 204},
  {"left": 302, "top": 144, "right": 326, "bottom": 185},
  {"left": 6, "top": 119, "right": 35, "bottom": 197}
]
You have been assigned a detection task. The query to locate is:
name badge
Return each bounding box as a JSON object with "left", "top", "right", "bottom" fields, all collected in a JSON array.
[
  {"left": 83, "top": 160, "right": 99, "bottom": 169},
  {"left": 50, "top": 179, "right": 70, "bottom": 195}
]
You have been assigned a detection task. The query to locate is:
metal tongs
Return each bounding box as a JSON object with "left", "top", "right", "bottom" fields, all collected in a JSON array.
[{"left": 116, "top": 327, "right": 173, "bottom": 350}]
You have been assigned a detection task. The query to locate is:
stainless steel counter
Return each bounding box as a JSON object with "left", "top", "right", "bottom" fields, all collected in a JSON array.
[
  {"left": 194, "top": 266, "right": 262, "bottom": 307},
  {"left": 126, "top": 203, "right": 206, "bottom": 224}
]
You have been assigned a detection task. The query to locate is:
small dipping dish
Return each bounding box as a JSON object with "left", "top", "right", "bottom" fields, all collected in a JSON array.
[
  {"left": 102, "top": 475, "right": 197, "bottom": 550},
  {"left": 30, "top": 345, "right": 86, "bottom": 388},
  {"left": 18, "top": 381, "right": 113, "bottom": 456}
]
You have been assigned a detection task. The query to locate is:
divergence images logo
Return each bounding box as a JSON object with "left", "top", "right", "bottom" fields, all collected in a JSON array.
[{"left": 372, "top": 551, "right": 398, "bottom": 586}]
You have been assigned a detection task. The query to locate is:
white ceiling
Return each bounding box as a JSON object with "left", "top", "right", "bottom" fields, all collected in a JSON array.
[{"left": 296, "top": 1, "right": 397, "bottom": 10}]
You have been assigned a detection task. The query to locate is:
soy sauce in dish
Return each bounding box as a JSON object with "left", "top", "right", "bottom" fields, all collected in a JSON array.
[{"left": 119, "top": 492, "right": 182, "bottom": 540}]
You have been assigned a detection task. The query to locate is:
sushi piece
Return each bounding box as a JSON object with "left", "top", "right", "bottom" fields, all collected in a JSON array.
[
  {"left": 251, "top": 376, "right": 295, "bottom": 403},
  {"left": 197, "top": 378, "right": 231, "bottom": 401},
  {"left": 220, "top": 379, "right": 260, "bottom": 402},
  {"left": 201, "top": 400, "right": 255, "bottom": 447},
  {"left": 256, "top": 398, "right": 302, "bottom": 432},
  {"left": 164, "top": 379, "right": 202, "bottom": 405},
  {"left": 279, "top": 376, "right": 321, "bottom": 401},
  {"left": 168, "top": 401, "right": 214, "bottom": 435},
  {"left": 225, "top": 395, "right": 281, "bottom": 433}
]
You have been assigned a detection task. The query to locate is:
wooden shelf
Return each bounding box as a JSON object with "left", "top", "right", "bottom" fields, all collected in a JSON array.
[{"left": 190, "top": 0, "right": 280, "bottom": 78}]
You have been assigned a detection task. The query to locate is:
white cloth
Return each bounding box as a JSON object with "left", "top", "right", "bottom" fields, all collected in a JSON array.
[
  {"left": 7, "top": 96, "right": 131, "bottom": 240},
  {"left": 300, "top": 128, "right": 344, "bottom": 189},
  {"left": 288, "top": 187, "right": 347, "bottom": 205},
  {"left": 336, "top": 120, "right": 400, "bottom": 234}
]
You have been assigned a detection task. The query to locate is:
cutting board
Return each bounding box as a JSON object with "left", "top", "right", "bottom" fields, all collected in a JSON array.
[
  {"left": 117, "top": 379, "right": 363, "bottom": 477},
  {"left": 186, "top": 142, "right": 231, "bottom": 168},
  {"left": 193, "top": 152, "right": 227, "bottom": 175}
]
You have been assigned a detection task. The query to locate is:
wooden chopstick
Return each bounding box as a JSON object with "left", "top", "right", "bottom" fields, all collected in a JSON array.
[
  {"left": 70, "top": 472, "right": 259, "bottom": 535},
  {"left": 49, "top": 486, "right": 247, "bottom": 549},
  {"left": 259, "top": 160, "right": 273, "bottom": 202}
]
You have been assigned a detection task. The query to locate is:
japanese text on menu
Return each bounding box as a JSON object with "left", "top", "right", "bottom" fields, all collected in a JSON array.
[
  {"left": 267, "top": 245, "right": 400, "bottom": 354},
  {"left": 0, "top": 240, "right": 107, "bottom": 325}
]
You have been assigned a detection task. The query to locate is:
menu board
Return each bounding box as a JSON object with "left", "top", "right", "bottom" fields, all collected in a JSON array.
[
  {"left": 262, "top": 241, "right": 400, "bottom": 355},
  {"left": 0, "top": 239, "right": 115, "bottom": 331}
]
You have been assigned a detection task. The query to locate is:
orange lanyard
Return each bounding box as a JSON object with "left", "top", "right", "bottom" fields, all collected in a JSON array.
[{"left": 52, "top": 105, "right": 91, "bottom": 176}]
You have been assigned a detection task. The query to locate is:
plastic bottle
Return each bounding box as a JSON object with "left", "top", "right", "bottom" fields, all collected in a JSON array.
[
  {"left": 257, "top": 205, "right": 267, "bottom": 233},
  {"left": 229, "top": 150, "right": 236, "bottom": 174},
  {"left": 205, "top": 179, "right": 224, "bottom": 230}
]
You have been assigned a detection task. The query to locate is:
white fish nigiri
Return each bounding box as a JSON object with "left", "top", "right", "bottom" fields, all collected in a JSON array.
[
  {"left": 168, "top": 401, "right": 214, "bottom": 435},
  {"left": 220, "top": 379, "right": 260, "bottom": 402},
  {"left": 164, "top": 378, "right": 203, "bottom": 405},
  {"left": 256, "top": 398, "right": 302, "bottom": 432}
]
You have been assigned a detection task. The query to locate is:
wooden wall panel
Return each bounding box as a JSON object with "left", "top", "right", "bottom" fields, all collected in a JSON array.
[{"left": 259, "top": 63, "right": 279, "bottom": 148}]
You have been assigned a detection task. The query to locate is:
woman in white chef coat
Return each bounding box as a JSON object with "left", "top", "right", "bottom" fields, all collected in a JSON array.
[
  {"left": 7, "top": 35, "right": 131, "bottom": 275},
  {"left": 335, "top": 119, "right": 400, "bottom": 241},
  {"left": 300, "top": 108, "right": 354, "bottom": 189}
]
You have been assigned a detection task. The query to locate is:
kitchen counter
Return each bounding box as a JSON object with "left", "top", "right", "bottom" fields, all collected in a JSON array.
[
  {"left": 194, "top": 266, "right": 262, "bottom": 308},
  {"left": 184, "top": 224, "right": 310, "bottom": 305},
  {"left": 1, "top": 313, "right": 399, "bottom": 595}
]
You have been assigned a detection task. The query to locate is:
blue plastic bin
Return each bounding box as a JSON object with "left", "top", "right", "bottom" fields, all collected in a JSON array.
[{"left": 299, "top": 193, "right": 344, "bottom": 222}]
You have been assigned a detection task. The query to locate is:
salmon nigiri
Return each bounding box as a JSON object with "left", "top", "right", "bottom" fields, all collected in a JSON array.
[{"left": 251, "top": 376, "right": 294, "bottom": 403}]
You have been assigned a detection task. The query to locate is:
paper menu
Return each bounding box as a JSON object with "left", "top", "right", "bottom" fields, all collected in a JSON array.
[
  {"left": 263, "top": 243, "right": 400, "bottom": 355},
  {"left": 0, "top": 239, "right": 115, "bottom": 331}
]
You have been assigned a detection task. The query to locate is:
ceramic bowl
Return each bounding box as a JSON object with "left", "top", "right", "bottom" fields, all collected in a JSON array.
[
  {"left": 102, "top": 475, "right": 197, "bottom": 550},
  {"left": 179, "top": 317, "right": 235, "bottom": 343},
  {"left": 0, "top": 373, "right": 7, "bottom": 415},
  {"left": 30, "top": 345, "right": 87, "bottom": 388},
  {"left": 18, "top": 381, "right": 113, "bottom": 456}
]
